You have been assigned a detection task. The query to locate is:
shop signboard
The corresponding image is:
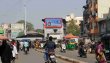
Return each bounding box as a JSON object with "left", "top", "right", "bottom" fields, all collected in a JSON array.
[
  {"left": 11, "top": 23, "right": 24, "bottom": 30},
  {"left": 11, "top": 30, "right": 19, "bottom": 38},
  {"left": 44, "top": 18, "right": 62, "bottom": 28},
  {"left": 0, "top": 27, "right": 4, "bottom": 34}
]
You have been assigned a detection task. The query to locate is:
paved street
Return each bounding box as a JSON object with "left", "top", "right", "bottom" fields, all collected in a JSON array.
[
  {"left": 55, "top": 48, "right": 96, "bottom": 63},
  {"left": 13, "top": 49, "right": 71, "bottom": 63}
]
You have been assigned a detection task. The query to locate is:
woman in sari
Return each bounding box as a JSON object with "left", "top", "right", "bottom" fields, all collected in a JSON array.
[{"left": 96, "top": 41, "right": 107, "bottom": 63}]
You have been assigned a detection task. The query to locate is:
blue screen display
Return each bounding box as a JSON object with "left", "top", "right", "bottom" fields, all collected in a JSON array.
[{"left": 45, "top": 18, "right": 62, "bottom": 27}]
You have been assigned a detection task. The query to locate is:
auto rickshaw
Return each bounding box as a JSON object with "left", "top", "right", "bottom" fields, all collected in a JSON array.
[{"left": 66, "top": 38, "right": 77, "bottom": 50}]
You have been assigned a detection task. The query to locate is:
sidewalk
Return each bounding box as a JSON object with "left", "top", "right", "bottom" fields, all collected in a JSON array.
[{"left": 55, "top": 48, "right": 96, "bottom": 63}]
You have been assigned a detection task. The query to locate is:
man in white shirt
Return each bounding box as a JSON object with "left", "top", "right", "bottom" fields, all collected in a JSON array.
[{"left": 11, "top": 43, "right": 18, "bottom": 63}]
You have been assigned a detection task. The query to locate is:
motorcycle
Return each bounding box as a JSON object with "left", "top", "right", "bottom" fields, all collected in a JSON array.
[
  {"left": 105, "top": 49, "right": 110, "bottom": 62},
  {"left": 45, "top": 51, "right": 56, "bottom": 63},
  {"left": 24, "top": 47, "right": 28, "bottom": 54}
]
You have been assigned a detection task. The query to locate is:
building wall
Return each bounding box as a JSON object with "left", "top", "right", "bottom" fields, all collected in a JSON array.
[
  {"left": 66, "top": 14, "right": 83, "bottom": 27},
  {"left": 75, "top": 17, "right": 83, "bottom": 26},
  {"left": 44, "top": 27, "right": 64, "bottom": 40},
  {"left": 43, "top": 18, "right": 65, "bottom": 40},
  {"left": 98, "top": 0, "right": 110, "bottom": 20}
]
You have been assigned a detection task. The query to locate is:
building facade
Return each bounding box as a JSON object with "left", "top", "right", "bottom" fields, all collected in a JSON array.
[
  {"left": 83, "top": 0, "right": 110, "bottom": 41},
  {"left": 66, "top": 14, "right": 83, "bottom": 27},
  {"left": 42, "top": 18, "right": 66, "bottom": 40}
]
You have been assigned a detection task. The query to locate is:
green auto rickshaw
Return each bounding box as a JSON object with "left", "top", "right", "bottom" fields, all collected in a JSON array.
[{"left": 66, "top": 38, "right": 77, "bottom": 50}]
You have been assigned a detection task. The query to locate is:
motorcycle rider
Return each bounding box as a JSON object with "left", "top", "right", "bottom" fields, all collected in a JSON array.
[
  {"left": 23, "top": 41, "right": 29, "bottom": 54},
  {"left": 43, "top": 36, "right": 56, "bottom": 63}
]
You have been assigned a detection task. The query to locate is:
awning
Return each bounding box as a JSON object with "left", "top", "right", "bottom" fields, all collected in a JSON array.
[
  {"left": 0, "top": 35, "right": 8, "bottom": 40},
  {"left": 64, "top": 33, "right": 79, "bottom": 39}
]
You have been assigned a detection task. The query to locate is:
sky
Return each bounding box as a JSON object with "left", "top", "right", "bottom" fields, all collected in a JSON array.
[{"left": 0, "top": 0, "right": 86, "bottom": 29}]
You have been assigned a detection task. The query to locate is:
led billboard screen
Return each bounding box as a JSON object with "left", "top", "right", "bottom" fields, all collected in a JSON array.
[{"left": 44, "top": 18, "right": 62, "bottom": 28}]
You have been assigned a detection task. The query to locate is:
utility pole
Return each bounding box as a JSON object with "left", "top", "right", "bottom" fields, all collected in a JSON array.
[{"left": 24, "top": 0, "right": 27, "bottom": 35}]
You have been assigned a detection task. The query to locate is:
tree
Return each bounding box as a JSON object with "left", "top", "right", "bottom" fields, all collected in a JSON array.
[
  {"left": 35, "top": 29, "right": 43, "bottom": 34},
  {"left": 17, "top": 31, "right": 24, "bottom": 37},
  {"left": 67, "top": 19, "right": 80, "bottom": 36},
  {"left": 17, "top": 20, "right": 34, "bottom": 31}
]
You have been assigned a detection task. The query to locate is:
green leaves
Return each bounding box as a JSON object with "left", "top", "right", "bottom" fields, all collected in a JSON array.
[{"left": 67, "top": 19, "right": 80, "bottom": 36}]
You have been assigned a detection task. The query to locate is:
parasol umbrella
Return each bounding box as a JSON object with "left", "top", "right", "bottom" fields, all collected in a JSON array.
[{"left": 0, "top": 35, "right": 8, "bottom": 40}]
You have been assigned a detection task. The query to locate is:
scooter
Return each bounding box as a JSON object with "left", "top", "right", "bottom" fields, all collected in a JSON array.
[{"left": 24, "top": 47, "right": 28, "bottom": 54}]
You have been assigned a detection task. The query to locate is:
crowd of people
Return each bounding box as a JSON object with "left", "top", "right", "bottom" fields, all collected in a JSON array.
[
  {"left": 0, "top": 36, "right": 109, "bottom": 63},
  {"left": 77, "top": 38, "right": 108, "bottom": 63},
  {"left": 0, "top": 39, "right": 31, "bottom": 63},
  {"left": 0, "top": 39, "right": 18, "bottom": 63}
]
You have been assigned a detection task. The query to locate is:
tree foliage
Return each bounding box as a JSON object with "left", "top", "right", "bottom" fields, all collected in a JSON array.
[
  {"left": 67, "top": 19, "right": 80, "bottom": 36},
  {"left": 18, "top": 31, "right": 24, "bottom": 37},
  {"left": 17, "top": 20, "right": 34, "bottom": 31},
  {"left": 35, "top": 29, "right": 43, "bottom": 34}
]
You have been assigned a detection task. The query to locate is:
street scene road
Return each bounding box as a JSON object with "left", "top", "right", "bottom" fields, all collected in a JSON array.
[
  {"left": 14, "top": 49, "right": 71, "bottom": 63},
  {"left": 0, "top": 0, "right": 110, "bottom": 63},
  {"left": 55, "top": 48, "right": 96, "bottom": 63}
]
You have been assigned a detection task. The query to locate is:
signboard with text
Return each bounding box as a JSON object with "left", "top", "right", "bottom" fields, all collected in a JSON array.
[
  {"left": 0, "top": 27, "right": 4, "bottom": 34},
  {"left": 44, "top": 18, "right": 62, "bottom": 28}
]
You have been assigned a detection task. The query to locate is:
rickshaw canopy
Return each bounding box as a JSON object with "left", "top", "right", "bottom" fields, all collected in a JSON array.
[
  {"left": 0, "top": 35, "right": 8, "bottom": 40},
  {"left": 64, "top": 33, "right": 79, "bottom": 39}
]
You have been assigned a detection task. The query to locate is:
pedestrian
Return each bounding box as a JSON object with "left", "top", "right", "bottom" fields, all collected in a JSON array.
[
  {"left": 61, "top": 39, "right": 66, "bottom": 52},
  {"left": 11, "top": 41, "right": 18, "bottom": 63},
  {"left": 20, "top": 40, "right": 23, "bottom": 51},
  {"left": 0, "top": 40, "right": 13, "bottom": 63},
  {"left": 95, "top": 41, "right": 107, "bottom": 63},
  {"left": 0, "top": 40, "right": 3, "bottom": 56},
  {"left": 16, "top": 40, "right": 20, "bottom": 52},
  {"left": 78, "top": 39, "right": 87, "bottom": 58}
]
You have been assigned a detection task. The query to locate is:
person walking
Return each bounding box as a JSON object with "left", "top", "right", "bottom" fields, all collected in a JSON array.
[
  {"left": 20, "top": 40, "right": 23, "bottom": 51},
  {"left": 16, "top": 40, "right": 20, "bottom": 52},
  {"left": 61, "top": 39, "right": 66, "bottom": 53},
  {"left": 95, "top": 41, "right": 107, "bottom": 63},
  {"left": 11, "top": 41, "right": 18, "bottom": 63},
  {"left": 0, "top": 40, "right": 13, "bottom": 63}
]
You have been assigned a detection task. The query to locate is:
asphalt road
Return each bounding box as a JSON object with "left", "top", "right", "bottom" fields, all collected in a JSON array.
[
  {"left": 56, "top": 48, "right": 96, "bottom": 63},
  {"left": 14, "top": 49, "right": 71, "bottom": 63}
]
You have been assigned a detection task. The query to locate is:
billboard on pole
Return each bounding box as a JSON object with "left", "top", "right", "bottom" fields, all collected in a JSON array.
[
  {"left": 44, "top": 18, "right": 62, "bottom": 28},
  {"left": 11, "top": 23, "right": 24, "bottom": 38}
]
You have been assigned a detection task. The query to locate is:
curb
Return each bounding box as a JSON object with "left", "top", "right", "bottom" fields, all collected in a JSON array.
[{"left": 35, "top": 49, "right": 87, "bottom": 63}]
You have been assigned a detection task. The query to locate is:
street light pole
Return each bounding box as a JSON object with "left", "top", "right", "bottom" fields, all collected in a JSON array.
[{"left": 24, "top": 0, "right": 27, "bottom": 35}]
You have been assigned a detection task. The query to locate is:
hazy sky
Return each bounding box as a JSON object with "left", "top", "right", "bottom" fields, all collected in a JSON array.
[{"left": 0, "top": 0, "right": 86, "bottom": 29}]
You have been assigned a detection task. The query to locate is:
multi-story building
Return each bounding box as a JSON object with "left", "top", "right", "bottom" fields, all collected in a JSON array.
[
  {"left": 83, "top": 0, "right": 110, "bottom": 41},
  {"left": 66, "top": 14, "right": 83, "bottom": 27},
  {"left": 75, "top": 17, "right": 83, "bottom": 27}
]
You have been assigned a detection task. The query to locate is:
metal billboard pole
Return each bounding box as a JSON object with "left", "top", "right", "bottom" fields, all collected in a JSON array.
[{"left": 24, "top": 0, "right": 27, "bottom": 35}]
